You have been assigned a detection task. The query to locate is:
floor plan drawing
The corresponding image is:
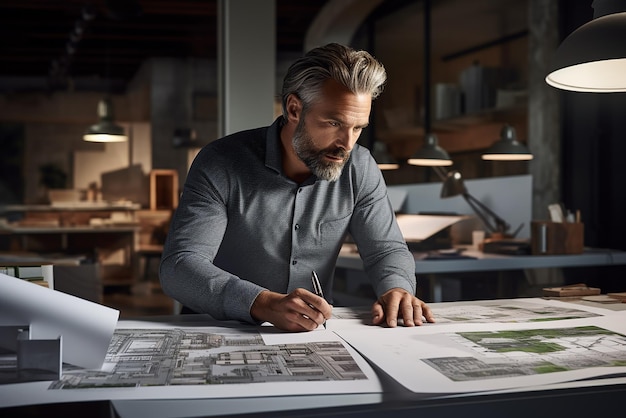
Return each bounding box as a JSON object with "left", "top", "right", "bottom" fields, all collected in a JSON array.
[
  {"left": 424, "top": 325, "right": 626, "bottom": 382},
  {"left": 50, "top": 327, "right": 367, "bottom": 389},
  {"left": 329, "top": 299, "right": 607, "bottom": 326},
  {"left": 430, "top": 299, "right": 603, "bottom": 323},
  {"left": 337, "top": 306, "right": 626, "bottom": 394}
]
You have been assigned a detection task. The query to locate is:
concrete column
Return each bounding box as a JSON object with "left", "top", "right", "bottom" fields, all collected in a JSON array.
[
  {"left": 150, "top": 59, "right": 191, "bottom": 177},
  {"left": 218, "top": 0, "right": 276, "bottom": 136},
  {"left": 526, "top": 0, "right": 562, "bottom": 288},
  {"left": 528, "top": 0, "right": 560, "bottom": 220}
]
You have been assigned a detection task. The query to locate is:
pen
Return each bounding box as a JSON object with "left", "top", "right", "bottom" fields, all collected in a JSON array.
[{"left": 311, "top": 271, "right": 326, "bottom": 329}]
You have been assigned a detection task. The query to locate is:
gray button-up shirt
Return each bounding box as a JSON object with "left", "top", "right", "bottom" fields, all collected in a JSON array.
[{"left": 160, "top": 117, "right": 416, "bottom": 323}]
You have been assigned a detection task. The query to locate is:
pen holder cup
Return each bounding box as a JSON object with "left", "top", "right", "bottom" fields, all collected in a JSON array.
[{"left": 530, "top": 221, "right": 584, "bottom": 255}]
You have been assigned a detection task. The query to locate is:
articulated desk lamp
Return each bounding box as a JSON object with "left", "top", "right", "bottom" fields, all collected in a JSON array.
[
  {"left": 408, "top": 126, "right": 531, "bottom": 238},
  {"left": 440, "top": 170, "right": 513, "bottom": 237}
]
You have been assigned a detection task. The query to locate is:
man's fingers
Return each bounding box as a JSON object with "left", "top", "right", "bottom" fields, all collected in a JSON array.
[
  {"left": 371, "top": 302, "right": 384, "bottom": 325},
  {"left": 295, "top": 288, "right": 332, "bottom": 324},
  {"left": 373, "top": 289, "right": 436, "bottom": 328},
  {"left": 421, "top": 302, "right": 436, "bottom": 323},
  {"left": 397, "top": 295, "right": 414, "bottom": 326},
  {"left": 411, "top": 302, "right": 423, "bottom": 326},
  {"left": 384, "top": 298, "right": 399, "bottom": 328}
]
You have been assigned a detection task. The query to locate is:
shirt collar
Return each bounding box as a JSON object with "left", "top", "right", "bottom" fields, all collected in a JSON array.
[{"left": 265, "top": 116, "right": 284, "bottom": 174}]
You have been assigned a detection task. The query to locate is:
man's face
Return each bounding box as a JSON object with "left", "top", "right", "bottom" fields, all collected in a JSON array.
[{"left": 292, "top": 79, "right": 372, "bottom": 182}]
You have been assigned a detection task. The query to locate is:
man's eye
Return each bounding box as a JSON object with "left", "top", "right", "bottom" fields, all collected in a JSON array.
[{"left": 329, "top": 121, "right": 340, "bottom": 127}]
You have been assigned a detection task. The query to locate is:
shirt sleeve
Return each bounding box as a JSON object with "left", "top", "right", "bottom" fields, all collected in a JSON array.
[
  {"left": 159, "top": 146, "right": 265, "bottom": 324},
  {"left": 348, "top": 152, "right": 417, "bottom": 297}
]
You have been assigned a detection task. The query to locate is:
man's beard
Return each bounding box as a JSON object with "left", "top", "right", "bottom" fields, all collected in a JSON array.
[{"left": 292, "top": 118, "right": 350, "bottom": 182}]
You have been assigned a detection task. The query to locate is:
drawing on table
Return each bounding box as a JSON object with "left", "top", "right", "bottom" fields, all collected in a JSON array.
[
  {"left": 424, "top": 326, "right": 626, "bottom": 382},
  {"left": 50, "top": 327, "right": 367, "bottom": 389},
  {"left": 329, "top": 299, "right": 604, "bottom": 326},
  {"left": 431, "top": 300, "right": 601, "bottom": 323},
  {"left": 336, "top": 302, "right": 626, "bottom": 394}
]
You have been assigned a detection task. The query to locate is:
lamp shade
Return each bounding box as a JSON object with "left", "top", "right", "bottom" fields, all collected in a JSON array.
[
  {"left": 372, "top": 141, "right": 399, "bottom": 170},
  {"left": 440, "top": 170, "right": 467, "bottom": 198},
  {"left": 83, "top": 98, "right": 128, "bottom": 142},
  {"left": 482, "top": 125, "right": 533, "bottom": 161},
  {"left": 545, "top": 10, "right": 626, "bottom": 92},
  {"left": 407, "top": 133, "right": 452, "bottom": 166}
]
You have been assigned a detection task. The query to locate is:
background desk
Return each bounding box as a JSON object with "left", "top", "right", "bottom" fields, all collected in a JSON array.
[
  {"left": 336, "top": 244, "right": 626, "bottom": 302},
  {"left": 0, "top": 225, "right": 138, "bottom": 289}
]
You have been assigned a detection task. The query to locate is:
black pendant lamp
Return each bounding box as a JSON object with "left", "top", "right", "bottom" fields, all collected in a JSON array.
[
  {"left": 482, "top": 125, "right": 533, "bottom": 161},
  {"left": 83, "top": 97, "right": 127, "bottom": 143},
  {"left": 546, "top": 0, "right": 626, "bottom": 92}
]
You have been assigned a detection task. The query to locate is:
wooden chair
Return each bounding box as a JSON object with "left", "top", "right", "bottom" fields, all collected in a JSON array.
[{"left": 135, "top": 210, "right": 172, "bottom": 281}]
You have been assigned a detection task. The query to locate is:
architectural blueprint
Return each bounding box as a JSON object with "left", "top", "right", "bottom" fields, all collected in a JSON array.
[
  {"left": 50, "top": 327, "right": 368, "bottom": 389},
  {"left": 424, "top": 325, "right": 626, "bottom": 382},
  {"left": 338, "top": 304, "right": 626, "bottom": 394},
  {"left": 428, "top": 298, "right": 605, "bottom": 323},
  {"left": 2, "top": 298, "right": 625, "bottom": 410},
  {"left": 327, "top": 298, "right": 611, "bottom": 328}
]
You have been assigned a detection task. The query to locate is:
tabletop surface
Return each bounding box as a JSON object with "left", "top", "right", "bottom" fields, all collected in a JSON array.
[{"left": 336, "top": 243, "right": 626, "bottom": 273}]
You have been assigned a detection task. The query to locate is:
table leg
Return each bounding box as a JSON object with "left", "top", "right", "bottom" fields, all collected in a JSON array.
[{"left": 429, "top": 274, "right": 443, "bottom": 303}]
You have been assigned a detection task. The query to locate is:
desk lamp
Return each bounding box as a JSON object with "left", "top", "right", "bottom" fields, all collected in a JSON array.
[
  {"left": 441, "top": 170, "right": 513, "bottom": 237},
  {"left": 545, "top": 0, "right": 626, "bottom": 92}
]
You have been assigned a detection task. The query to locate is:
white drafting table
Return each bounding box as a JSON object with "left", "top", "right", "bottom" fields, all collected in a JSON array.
[
  {"left": 336, "top": 244, "right": 626, "bottom": 302},
  {"left": 3, "top": 299, "right": 626, "bottom": 418}
]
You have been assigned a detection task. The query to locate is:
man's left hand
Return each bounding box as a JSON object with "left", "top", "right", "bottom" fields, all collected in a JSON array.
[{"left": 371, "top": 288, "right": 435, "bottom": 327}]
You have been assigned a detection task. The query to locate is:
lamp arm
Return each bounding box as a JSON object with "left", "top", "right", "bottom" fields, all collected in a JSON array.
[
  {"left": 462, "top": 192, "right": 510, "bottom": 235},
  {"left": 433, "top": 166, "right": 449, "bottom": 181}
]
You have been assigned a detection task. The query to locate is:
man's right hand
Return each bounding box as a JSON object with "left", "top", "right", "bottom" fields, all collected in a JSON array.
[{"left": 251, "top": 289, "right": 332, "bottom": 332}]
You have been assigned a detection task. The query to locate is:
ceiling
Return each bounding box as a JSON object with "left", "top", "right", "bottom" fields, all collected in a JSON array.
[
  {"left": 0, "top": 0, "right": 331, "bottom": 92},
  {"left": 0, "top": 0, "right": 529, "bottom": 94}
]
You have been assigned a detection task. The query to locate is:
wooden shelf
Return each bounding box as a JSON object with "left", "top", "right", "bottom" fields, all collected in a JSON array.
[{"left": 150, "top": 170, "right": 179, "bottom": 211}]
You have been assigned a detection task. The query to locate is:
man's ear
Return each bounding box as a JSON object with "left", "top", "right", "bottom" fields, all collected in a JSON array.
[{"left": 285, "top": 94, "right": 302, "bottom": 122}]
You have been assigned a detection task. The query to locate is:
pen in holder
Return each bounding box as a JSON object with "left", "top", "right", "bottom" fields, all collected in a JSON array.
[{"left": 531, "top": 221, "right": 584, "bottom": 255}]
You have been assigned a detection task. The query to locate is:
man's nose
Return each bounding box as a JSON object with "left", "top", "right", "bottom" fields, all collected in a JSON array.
[{"left": 337, "top": 128, "right": 358, "bottom": 150}]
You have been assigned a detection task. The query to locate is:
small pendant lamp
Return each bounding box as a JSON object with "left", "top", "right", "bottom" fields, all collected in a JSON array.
[
  {"left": 482, "top": 125, "right": 533, "bottom": 161},
  {"left": 83, "top": 97, "right": 127, "bottom": 142}
]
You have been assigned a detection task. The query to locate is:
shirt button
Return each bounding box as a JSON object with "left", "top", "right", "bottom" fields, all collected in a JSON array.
[
  {"left": 298, "top": 188, "right": 303, "bottom": 193},
  {"left": 292, "top": 260, "right": 297, "bottom": 265},
  {"left": 294, "top": 224, "right": 299, "bottom": 230}
]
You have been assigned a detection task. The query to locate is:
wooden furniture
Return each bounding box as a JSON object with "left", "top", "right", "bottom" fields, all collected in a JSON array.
[
  {"left": 0, "top": 225, "right": 137, "bottom": 288},
  {"left": 0, "top": 204, "right": 139, "bottom": 227},
  {"left": 0, "top": 204, "right": 141, "bottom": 289},
  {"left": 149, "top": 169, "right": 179, "bottom": 211},
  {"left": 134, "top": 209, "right": 172, "bottom": 281},
  {"left": 136, "top": 169, "right": 178, "bottom": 280}
]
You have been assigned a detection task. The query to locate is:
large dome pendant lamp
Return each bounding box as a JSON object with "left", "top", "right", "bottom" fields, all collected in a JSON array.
[{"left": 546, "top": 0, "right": 626, "bottom": 92}]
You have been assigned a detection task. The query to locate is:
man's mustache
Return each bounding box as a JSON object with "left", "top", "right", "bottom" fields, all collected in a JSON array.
[{"left": 325, "top": 148, "right": 349, "bottom": 159}]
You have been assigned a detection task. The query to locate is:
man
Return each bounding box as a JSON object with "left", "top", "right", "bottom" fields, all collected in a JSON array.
[{"left": 160, "top": 43, "right": 434, "bottom": 331}]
